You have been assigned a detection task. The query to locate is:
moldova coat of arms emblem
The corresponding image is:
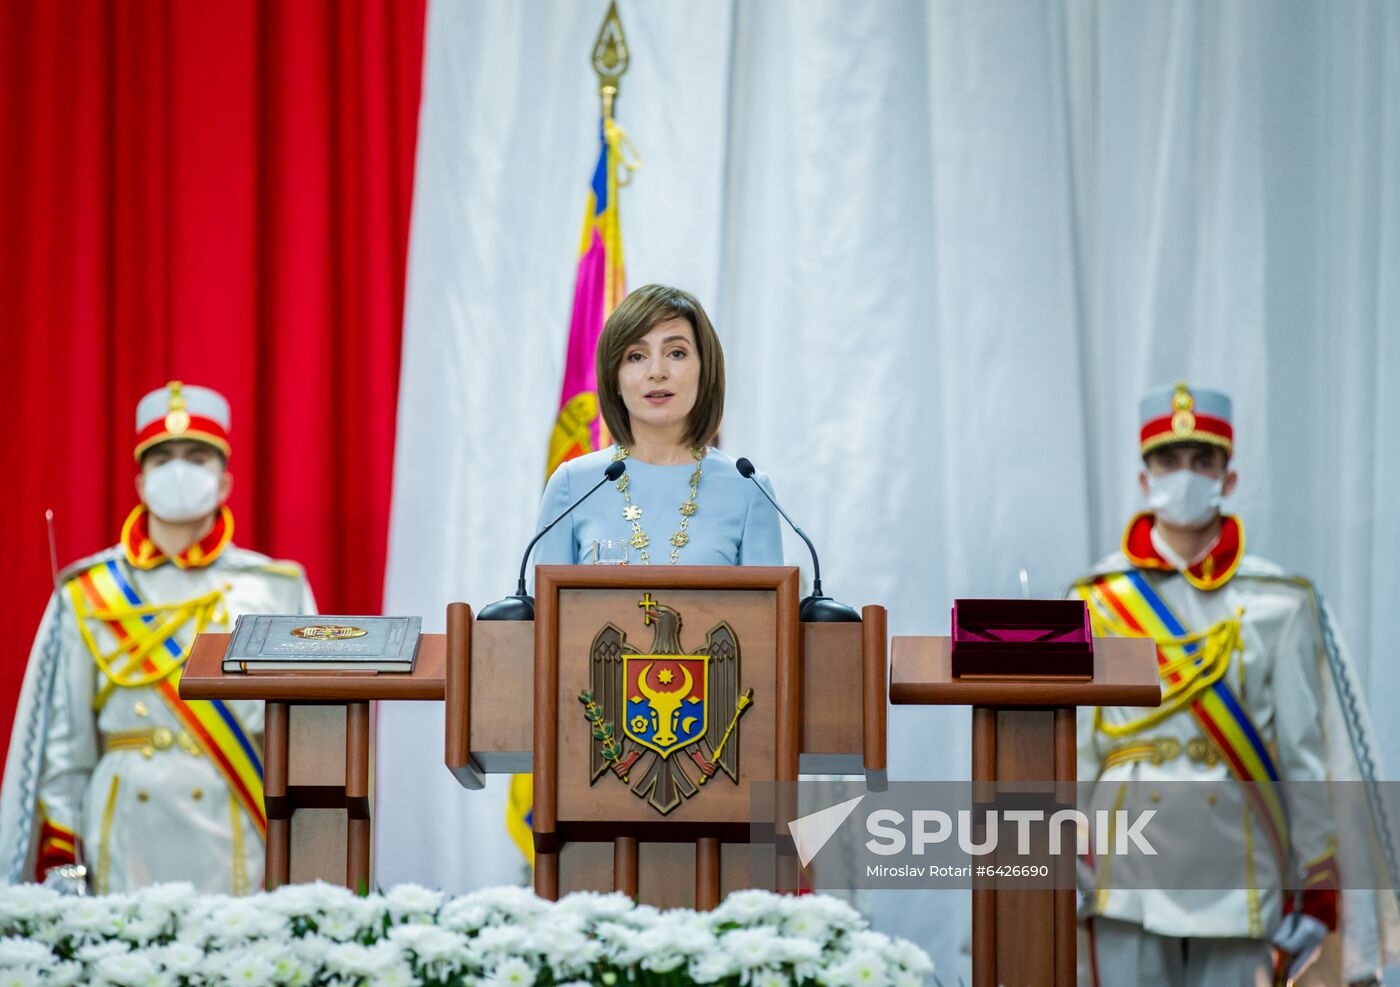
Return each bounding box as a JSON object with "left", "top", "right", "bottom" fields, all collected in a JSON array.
[{"left": 579, "top": 593, "right": 753, "bottom": 814}]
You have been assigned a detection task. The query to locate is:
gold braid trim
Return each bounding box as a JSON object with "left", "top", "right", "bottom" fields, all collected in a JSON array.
[
  {"left": 67, "top": 582, "right": 226, "bottom": 705},
  {"left": 1078, "top": 584, "right": 1245, "bottom": 738},
  {"left": 97, "top": 775, "right": 120, "bottom": 895}
]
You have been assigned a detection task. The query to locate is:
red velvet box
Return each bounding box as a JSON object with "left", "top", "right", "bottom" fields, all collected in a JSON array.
[{"left": 950, "top": 598, "right": 1094, "bottom": 678}]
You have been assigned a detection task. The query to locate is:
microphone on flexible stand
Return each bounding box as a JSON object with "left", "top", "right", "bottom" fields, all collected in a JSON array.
[
  {"left": 478, "top": 460, "right": 627, "bottom": 621},
  {"left": 735, "top": 458, "right": 860, "bottom": 623}
]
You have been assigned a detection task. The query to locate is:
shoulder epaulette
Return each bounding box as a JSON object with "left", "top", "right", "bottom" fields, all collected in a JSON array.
[
  {"left": 216, "top": 548, "right": 306, "bottom": 581},
  {"left": 255, "top": 561, "right": 306, "bottom": 580}
]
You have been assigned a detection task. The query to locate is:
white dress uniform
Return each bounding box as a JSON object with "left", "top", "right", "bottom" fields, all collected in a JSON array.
[
  {"left": 1073, "top": 383, "right": 1399, "bottom": 987},
  {"left": 0, "top": 382, "right": 316, "bottom": 894},
  {"left": 1075, "top": 538, "right": 1334, "bottom": 982}
]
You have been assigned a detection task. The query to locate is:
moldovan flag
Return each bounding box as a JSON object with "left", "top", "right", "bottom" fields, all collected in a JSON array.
[
  {"left": 375, "top": 2, "right": 642, "bottom": 893},
  {"left": 509, "top": 105, "right": 637, "bottom": 866}
]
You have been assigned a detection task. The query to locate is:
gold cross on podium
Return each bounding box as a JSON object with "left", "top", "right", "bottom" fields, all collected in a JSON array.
[{"left": 638, "top": 593, "right": 658, "bottom": 625}]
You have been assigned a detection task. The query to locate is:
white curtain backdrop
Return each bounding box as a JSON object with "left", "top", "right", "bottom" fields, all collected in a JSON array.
[{"left": 379, "top": 1, "right": 1400, "bottom": 978}]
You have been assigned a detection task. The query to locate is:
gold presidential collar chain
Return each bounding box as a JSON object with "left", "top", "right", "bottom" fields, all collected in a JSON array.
[{"left": 611, "top": 446, "right": 702, "bottom": 564}]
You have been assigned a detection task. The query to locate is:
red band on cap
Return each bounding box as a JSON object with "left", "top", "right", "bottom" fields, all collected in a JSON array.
[
  {"left": 1139, "top": 413, "right": 1233, "bottom": 452},
  {"left": 133, "top": 415, "right": 230, "bottom": 461}
]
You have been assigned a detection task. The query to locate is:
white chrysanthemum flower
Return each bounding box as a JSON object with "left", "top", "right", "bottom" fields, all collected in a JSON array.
[
  {"left": 217, "top": 945, "right": 277, "bottom": 987},
  {"left": 65, "top": 898, "right": 122, "bottom": 937},
  {"left": 47, "top": 961, "right": 84, "bottom": 987},
  {"left": 301, "top": 881, "right": 356, "bottom": 911},
  {"left": 891, "top": 972, "right": 926, "bottom": 987},
  {"left": 724, "top": 928, "right": 793, "bottom": 972},
  {"left": 291, "top": 935, "right": 335, "bottom": 969},
  {"left": 30, "top": 921, "right": 64, "bottom": 945},
  {"left": 752, "top": 969, "right": 792, "bottom": 987},
  {"left": 473, "top": 924, "right": 533, "bottom": 958},
  {"left": 153, "top": 941, "right": 204, "bottom": 975},
  {"left": 589, "top": 921, "right": 647, "bottom": 966},
  {"left": 94, "top": 949, "right": 159, "bottom": 987},
  {"left": 316, "top": 911, "right": 359, "bottom": 942},
  {"left": 208, "top": 901, "right": 285, "bottom": 946},
  {"left": 633, "top": 927, "right": 686, "bottom": 973},
  {"left": 384, "top": 884, "right": 444, "bottom": 920},
  {"left": 484, "top": 956, "right": 535, "bottom": 987},
  {"left": 0, "top": 966, "right": 43, "bottom": 987},
  {"left": 849, "top": 930, "right": 893, "bottom": 953},
  {"left": 690, "top": 950, "right": 740, "bottom": 984},
  {"left": 76, "top": 939, "right": 132, "bottom": 964},
  {"left": 782, "top": 894, "right": 865, "bottom": 932},
  {"left": 376, "top": 963, "right": 421, "bottom": 987},
  {"left": 0, "top": 885, "right": 62, "bottom": 926},
  {"left": 675, "top": 919, "right": 721, "bottom": 956},
  {"left": 622, "top": 902, "right": 661, "bottom": 928},
  {"left": 713, "top": 889, "right": 781, "bottom": 925},
  {"left": 131, "top": 883, "right": 196, "bottom": 914},
  {"left": 437, "top": 897, "right": 490, "bottom": 932},
  {"left": 780, "top": 907, "right": 829, "bottom": 941},
  {"left": 554, "top": 891, "right": 635, "bottom": 922},
  {"left": 389, "top": 923, "right": 470, "bottom": 967},
  {"left": 0, "top": 940, "right": 52, "bottom": 967},
  {"left": 259, "top": 883, "right": 322, "bottom": 919},
  {"left": 822, "top": 949, "right": 888, "bottom": 987},
  {"left": 266, "top": 950, "right": 316, "bottom": 987},
  {"left": 325, "top": 939, "right": 406, "bottom": 979},
  {"left": 771, "top": 936, "right": 822, "bottom": 971},
  {"left": 117, "top": 914, "right": 167, "bottom": 945},
  {"left": 538, "top": 926, "right": 602, "bottom": 977},
  {"left": 884, "top": 937, "right": 933, "bottom": 976},
  {"left": 469, "top": 886, "right": 546, "bottom": 922}
]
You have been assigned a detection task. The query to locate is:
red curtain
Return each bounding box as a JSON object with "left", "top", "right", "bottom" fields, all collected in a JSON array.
[{"left": 0, "top": 1, "right": 426, "bottom": 761}]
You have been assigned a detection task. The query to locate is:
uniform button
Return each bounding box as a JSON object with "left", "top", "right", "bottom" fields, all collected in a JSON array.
[
  {"left": 137, "top": 791, "right": 149, "bottom": 802},
  {"left": 1150, "top": 790, "right": 1161, "bottom": 803},
  {"left": 134, "top": 702, "right": 149, "bottom": 718},
  {"left": 191, "top": 788, "right": 204, "bottom": 801},
  {"left": 1206, "top": 792, "right": 1217, "bottom": 806}
]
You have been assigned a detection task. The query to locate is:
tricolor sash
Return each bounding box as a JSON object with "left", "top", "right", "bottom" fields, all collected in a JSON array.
[
  {"left": 1078, "top": 570, "right": 1288, "bottom": 869},
  {"left": 69, "top": 559, "right": 266, "bottom": 837}
]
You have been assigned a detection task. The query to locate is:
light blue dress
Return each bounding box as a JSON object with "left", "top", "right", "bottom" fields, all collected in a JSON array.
[{"left": 532, "top": 446, "right": 784, "bottom": 567}]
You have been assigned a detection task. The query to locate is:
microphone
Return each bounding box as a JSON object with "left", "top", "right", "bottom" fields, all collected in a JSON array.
[
  {"left": 735, "top": 458, "right": 859, "bottom": 623},
  {"left": 477, "top": 460, "right": 627, "bottom": 621}
]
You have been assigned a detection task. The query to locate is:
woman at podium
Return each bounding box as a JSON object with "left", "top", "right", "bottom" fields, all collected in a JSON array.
[{"left": 533, "top": 284, "right": 783, "bottom": 567}]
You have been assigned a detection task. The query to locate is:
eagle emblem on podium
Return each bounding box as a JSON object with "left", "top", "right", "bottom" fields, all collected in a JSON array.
[{"left": 579, "top": 593, "right": 752, "bottom": 815}]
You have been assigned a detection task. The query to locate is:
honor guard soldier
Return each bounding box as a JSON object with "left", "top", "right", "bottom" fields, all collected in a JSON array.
[
  {"left": 0, "top": 382, "right": 315, "bottom": 894},
  {"left": 1072, "top": 383, "right": 1397, "bottom": 987}
]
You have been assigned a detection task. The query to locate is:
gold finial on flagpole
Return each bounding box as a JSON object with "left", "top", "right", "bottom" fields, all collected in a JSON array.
[{"left": 592, "top": 1, "right": 629, "bottom": 120}]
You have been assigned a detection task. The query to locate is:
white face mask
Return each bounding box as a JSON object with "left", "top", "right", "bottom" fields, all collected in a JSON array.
[
  {"left": 1146, "top": 469, "right": 1223, "bottom": 528},
  {"left": 142, "top": 460, "right": 222, "bottom": 523}
]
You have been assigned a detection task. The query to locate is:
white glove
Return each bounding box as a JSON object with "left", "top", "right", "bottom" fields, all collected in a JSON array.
[
  {"left": 1270, "top": 912, "right": 1327, "bottom": 983},
  {"left": 40, "top": 863, "right": 89, "bottom": 896}
]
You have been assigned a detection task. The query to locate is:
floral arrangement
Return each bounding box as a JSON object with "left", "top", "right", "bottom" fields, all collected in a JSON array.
[{"left": 0, "top": 883, "right": 933, "bottom": 987}]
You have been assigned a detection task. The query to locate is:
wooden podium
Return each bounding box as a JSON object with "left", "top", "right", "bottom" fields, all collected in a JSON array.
[
  {"left": 445, "top": 565, "right": 888, "bottom": 908},
  {"left": 181, "top": 635, "right": 446, "bottom": 890},
  {"left": 890, "top": 602, "right": 1158, "bottom": 987}
]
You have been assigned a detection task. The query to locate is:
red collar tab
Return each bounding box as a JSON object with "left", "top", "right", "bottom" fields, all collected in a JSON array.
[
  {"left": 1120, "top": 512, "right": 1244, "bottom": 591},
  {"left": 121, "top": 505, "right": 235, "bottom": 570}
]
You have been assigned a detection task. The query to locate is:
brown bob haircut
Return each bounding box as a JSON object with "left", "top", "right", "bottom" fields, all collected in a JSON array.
[{"left": 595, "top": 284, "right": 726, "bottom": 448}]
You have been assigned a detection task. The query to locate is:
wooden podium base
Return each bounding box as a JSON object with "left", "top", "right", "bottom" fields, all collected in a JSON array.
[
  {"left": 971, "top": 706, "right": 1078, "bottom": 987},
  {"left": 263, "top": 701, "right": 372, "bottom": 890},
  {"left": 891, "top": 633, "right": 1158, "bottom": 987},
  {"left": 181, "top": 633, "right": 447, "bottom": 891}
]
